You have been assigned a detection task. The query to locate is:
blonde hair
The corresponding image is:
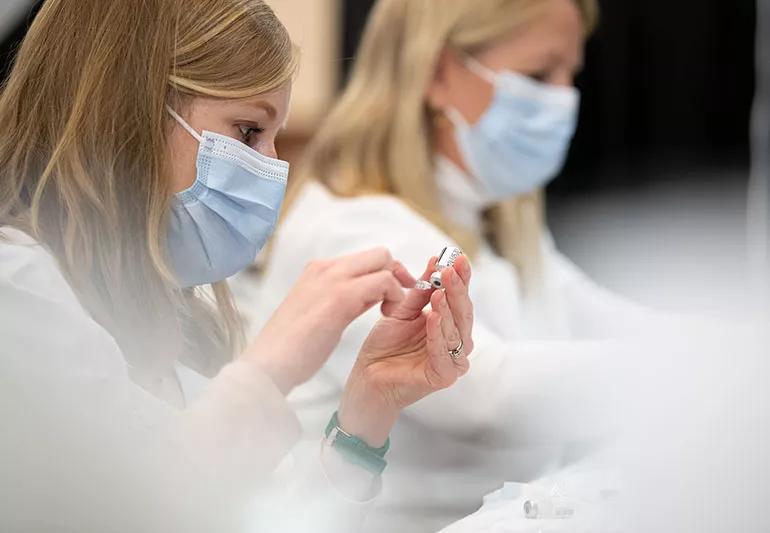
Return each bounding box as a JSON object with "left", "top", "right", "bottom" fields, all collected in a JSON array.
[
  {"left": 0, "top": 0, "right": 297, "bottom": 380},
  {"left": 298, "top": 0, "right": 597, "bottom": 293}
]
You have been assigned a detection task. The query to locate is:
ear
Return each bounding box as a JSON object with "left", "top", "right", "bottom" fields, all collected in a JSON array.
[{"left": 425, "top": 47, "right": 463, "bottom": 111}]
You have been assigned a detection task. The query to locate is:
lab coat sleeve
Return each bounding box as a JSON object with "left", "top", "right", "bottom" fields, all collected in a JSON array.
[
  {"left": 267, "top": 442, "right": 380, "bottom": 532},
  {"left": 0, "top": 238, "right": 374, "bottom": 533},
  {"left": 263, "top": 192, "right": 625, "bottom": 445},
  {"left": 544, "top": 237, "right": 661, "bottom": 338}
]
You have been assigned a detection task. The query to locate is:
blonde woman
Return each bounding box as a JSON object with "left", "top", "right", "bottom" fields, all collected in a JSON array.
[
  {"left": 254, "top": 0, "right": 651, "bottom": 530},
  {"left": 0, "top": 1, "right": 475, "bottom": 531}
]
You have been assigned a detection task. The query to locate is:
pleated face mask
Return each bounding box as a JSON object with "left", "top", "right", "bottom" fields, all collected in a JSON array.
[
  {"left": 165, "top": 106, "right": 289, "bottom": 287},
  {"left": 446, "top": 56, "right": 580, "bottom": 199}
]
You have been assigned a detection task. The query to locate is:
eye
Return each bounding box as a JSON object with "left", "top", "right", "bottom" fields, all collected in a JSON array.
[
  {"left": 529, "top": 71, "right": 551, "bottom": 83},
  {"left": 238, "top": 124, "right": 265, "bottom": 145}
]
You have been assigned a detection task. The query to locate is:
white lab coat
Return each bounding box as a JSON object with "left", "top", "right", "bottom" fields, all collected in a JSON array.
[
  {"left": 0, "top": 227, "right": 377, "bottom": 533},
  {"left": 238, "top": 159, "right": 653, "bottom": 533}
]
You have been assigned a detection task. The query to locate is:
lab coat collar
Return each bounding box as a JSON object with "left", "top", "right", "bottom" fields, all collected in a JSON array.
[{"left": 434, "top": 155, "right": 495, "bottom": 234}]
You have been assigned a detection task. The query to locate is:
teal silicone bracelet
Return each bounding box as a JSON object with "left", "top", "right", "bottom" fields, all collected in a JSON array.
[{"left": 324, "top": 411, "right": 390, "bottom": 475}]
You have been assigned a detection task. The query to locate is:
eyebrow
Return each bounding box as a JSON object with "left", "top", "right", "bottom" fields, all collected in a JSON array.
[
  {"left": 257, "top": 102, "right": 278, "bottom": 119},
  {"left": 544, "top": 50, "right": 584, "bottom": 74},
  {"left": 231, "top": 101, "right": 277, "bottom": 121},
  {"left": 256, "top": 101, "right": 277, "bottom": 120}
]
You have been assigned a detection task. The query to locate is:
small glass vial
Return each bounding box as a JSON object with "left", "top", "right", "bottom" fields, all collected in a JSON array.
[
  {"left": 428, "top": 247, "right": 463, "bottom": 289},
  {"left": 523, "top": 498, "right": 575, "bottom": 520}
]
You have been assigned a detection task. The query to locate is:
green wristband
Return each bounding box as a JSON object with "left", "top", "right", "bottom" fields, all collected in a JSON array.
[{"left": 324, "top": 411, "right": 390, "bottom": 475}]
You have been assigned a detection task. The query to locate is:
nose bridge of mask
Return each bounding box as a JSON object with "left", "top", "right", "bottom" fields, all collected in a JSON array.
[
  {"left": 204, "top": 131, "right": 290, "bottom": 182},
  {"left": 462, "top": 56, "right": 579, "bottom": 112}
]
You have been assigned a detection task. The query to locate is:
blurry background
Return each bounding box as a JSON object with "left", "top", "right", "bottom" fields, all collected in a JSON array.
[{"left": 1, "top": 0, "right": 765, "bottom": 317}]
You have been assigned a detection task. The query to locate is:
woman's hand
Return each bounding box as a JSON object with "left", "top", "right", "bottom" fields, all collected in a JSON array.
[
  {"left": 243, "top": 247, "right": 416, "bottom": 394},
  {"left": 337, "top": 255, "right": 474, "bottom": 447}
]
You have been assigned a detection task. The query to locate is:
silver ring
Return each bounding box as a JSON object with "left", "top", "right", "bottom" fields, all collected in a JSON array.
[{"left": 448, "top": 339, "right": 464, "bottom": 361}]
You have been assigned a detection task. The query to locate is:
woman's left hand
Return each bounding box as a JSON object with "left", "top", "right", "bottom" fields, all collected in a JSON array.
[{"left": 337, "top": 255, "right": 474, "bottom": 447}]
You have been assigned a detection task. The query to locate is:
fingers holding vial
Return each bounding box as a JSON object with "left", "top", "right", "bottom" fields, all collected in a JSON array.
[
  {"left": 431, "top": 290, "right": 470, "bottom": 375},
  {"left": 418, "top": 247, "right": 474, "bottom": 368},
  {"left": 441, "top": 255, "right": 474, "bottom": 356},
  {"left": 429, "top": 247, "right": 463, "bottom": 289}
]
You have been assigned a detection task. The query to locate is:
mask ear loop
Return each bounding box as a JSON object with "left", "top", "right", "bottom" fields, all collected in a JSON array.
[
  {"left": 432, "top": 52, "right": 499, "bottom": 130},
  {"left": 444, "top": 106, "right": 470, "bottom": 129},
  {"left": 463, "top": 55, "right": 497, "bottom": 86},
  {"left": 442, "top": 55, "right": 499, "bottom": 126},
  {"left": 166, "top": 105, "right": 203, "bottom": 143}
]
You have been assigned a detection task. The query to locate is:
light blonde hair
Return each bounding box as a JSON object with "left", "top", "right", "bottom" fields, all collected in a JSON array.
[
  {"left": 297, "top": 0, "right": 597, "bottom": 293},
  {"left": 0, "top": 0, "right": 297, "bottom": 380}
]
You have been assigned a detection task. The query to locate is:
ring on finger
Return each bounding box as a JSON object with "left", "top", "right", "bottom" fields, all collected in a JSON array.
[{"left": 448, "top": 339, "right": 464, "bottom": 361}]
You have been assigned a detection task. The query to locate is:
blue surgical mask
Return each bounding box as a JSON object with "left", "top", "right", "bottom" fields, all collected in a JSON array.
[
  {"left": 446, "top": 57, "right": 580, "bottom": 199},
  {"left": 166, "top": 107, "right": 289, "bottom": 288}
]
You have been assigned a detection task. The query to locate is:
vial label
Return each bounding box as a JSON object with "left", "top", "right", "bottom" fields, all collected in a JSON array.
[{"left": 414, "top": 280, "right": 432, "bottom": 291}]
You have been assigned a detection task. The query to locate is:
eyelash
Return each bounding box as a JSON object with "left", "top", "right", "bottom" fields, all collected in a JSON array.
[
  {"left": 530, "top": 71, "right": 550, "bottom": 83},
  {"left": 239, "top": 125, "right": 265, "bottom": 144}
]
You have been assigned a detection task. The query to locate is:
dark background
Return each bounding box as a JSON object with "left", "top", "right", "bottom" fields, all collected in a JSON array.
[
  {"left": 342, "top": 0, "right": 757, "bottom": 195},
  {"left": 0, "top": 1, "right": 42, "bottom": 83},
  {"left": 2, "top": 0, "right": 758, "bottom": 197}
]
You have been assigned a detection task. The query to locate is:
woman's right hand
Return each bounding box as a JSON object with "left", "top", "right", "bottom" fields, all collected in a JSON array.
[{"left": 242, "top": 247, "right": 416, "bottom": 394}]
